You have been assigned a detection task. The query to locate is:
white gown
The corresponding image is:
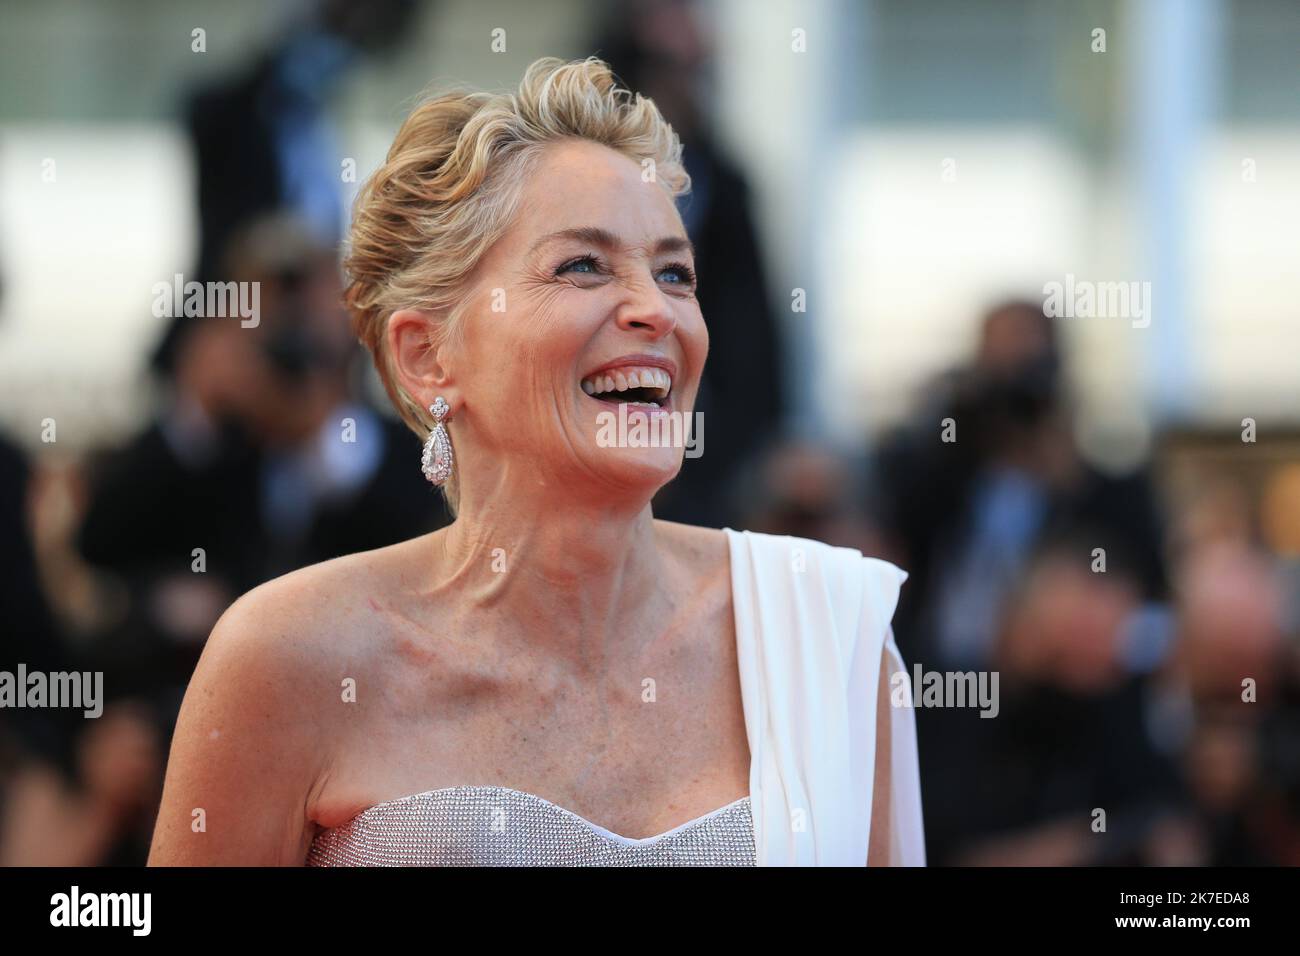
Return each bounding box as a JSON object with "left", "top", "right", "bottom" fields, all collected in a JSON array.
[{"left": 724, "top": 528, "right": 925, "bottom": 866}]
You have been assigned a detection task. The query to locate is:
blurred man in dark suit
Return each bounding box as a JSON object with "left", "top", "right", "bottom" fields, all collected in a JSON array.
[{"left": 153, "top": 0, "right": 419, "bottom": 377}]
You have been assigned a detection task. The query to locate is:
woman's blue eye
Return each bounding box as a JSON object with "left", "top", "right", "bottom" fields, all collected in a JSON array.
[
  {"left": 557, "top": 256, "right": 598, "bottom": 275},
  {"left": 659, "top": 263, "right": 696, "bottom": 285}
]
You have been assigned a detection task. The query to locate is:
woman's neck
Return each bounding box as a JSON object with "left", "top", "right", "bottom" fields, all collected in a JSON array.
[{"left": 430, "top": 480, "right": 670, "bottom": 671}]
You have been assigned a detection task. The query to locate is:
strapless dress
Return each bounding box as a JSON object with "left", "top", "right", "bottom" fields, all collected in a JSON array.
[{"left": 307, "top": 785, "right": 756, "bottom": 866}]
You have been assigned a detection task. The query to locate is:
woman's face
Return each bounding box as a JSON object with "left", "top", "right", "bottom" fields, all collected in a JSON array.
[{"left": 443, "top": 138, "right": 707, "bottom": 505}]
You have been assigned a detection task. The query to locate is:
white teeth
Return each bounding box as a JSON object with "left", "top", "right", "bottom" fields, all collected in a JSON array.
[{"left": 579, "top": 366, "right": 674, "bottom": 401}]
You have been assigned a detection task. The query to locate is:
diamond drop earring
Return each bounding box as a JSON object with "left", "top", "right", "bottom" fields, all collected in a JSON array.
[{"left": 421, "top": 397, "right": 454, "bottom": 486}]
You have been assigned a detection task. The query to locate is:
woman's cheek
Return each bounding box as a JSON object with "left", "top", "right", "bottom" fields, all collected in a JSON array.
[{"left": 682, "top": 305, "right": 709, "bottom": 362}]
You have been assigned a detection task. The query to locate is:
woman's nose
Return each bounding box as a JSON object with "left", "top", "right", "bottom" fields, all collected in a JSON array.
[{"left": 614, "top": 275, "right": 677, "bottom": 338}]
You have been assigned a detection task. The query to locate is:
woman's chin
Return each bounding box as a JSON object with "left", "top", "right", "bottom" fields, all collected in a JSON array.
[
  {"left": 584, "top": 446, "right": 684, "bottom": 496},
  {"left": 569, "top": 400, "right": 694, "bottom": 493}
]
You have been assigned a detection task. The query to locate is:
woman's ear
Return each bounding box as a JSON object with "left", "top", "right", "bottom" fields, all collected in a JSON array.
[{"left": 388, "top": 309, "right": 457, "bottom": 409}]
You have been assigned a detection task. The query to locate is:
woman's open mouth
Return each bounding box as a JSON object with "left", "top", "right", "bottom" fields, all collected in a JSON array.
[{"left": 580, "top": 365, "right": 673, "bottom": 409}]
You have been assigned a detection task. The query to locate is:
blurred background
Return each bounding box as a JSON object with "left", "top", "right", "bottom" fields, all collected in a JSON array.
[{"left": 1, "top": 0, "right": 1298, "bottom": 866}]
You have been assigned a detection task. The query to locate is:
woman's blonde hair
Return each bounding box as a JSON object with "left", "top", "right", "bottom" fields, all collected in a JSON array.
[{"left": 343, "top": 56, "right": 690, "bottom": 515}]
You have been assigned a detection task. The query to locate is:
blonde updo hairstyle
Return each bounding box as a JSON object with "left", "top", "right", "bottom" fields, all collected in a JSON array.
[{"left": 343, "top": 56, "right": 691, "bottom": 516}]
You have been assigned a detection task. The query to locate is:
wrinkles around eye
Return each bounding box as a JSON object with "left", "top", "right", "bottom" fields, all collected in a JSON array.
[{"left": 549, "top": 260, "right": 696, "bottom": 299}]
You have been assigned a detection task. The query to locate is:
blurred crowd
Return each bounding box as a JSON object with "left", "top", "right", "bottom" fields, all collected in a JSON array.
[
  {"left": 739, "top": 300, "right": 1300, "bottom": 865},
  {"left": 3, "top": 0, "right": 1299, "bottom": 866},
  {"left": 861, "top": 302, "right": 1300, "bottom": 865}
]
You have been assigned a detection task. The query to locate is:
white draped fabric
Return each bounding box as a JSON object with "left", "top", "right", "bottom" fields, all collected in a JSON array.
[{"left": 724, "top": 528, "right": 926, "bottom": 866}]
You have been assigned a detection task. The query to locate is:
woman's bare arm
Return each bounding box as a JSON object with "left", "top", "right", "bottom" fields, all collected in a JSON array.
[
  {"left": 148, "top": 585, "right": 331, "bottom": 866},
  {"left": 867, "top": 643, "right": 893, "bottom": 866}
]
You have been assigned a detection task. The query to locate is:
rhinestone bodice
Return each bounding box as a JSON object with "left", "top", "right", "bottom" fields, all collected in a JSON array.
[{"left": 307, "top": 785, "right": 756, "bottom": 867}]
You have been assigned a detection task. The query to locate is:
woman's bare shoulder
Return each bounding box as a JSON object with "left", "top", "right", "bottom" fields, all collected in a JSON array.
[
  {"left": 204, "top": 532, "right": 438, "bottom": 684},
  {"left": 151, "top": 533, "right": 445, "bottom": 864},
  {"left": 652, "top": 519, "right": 729, "bottom": 560},
  {"left": 651, "top": 519, "right": 733, "bottom": 591}
]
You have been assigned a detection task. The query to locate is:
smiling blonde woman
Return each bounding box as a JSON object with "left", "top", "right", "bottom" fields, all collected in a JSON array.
[{"left": 148, "top": 56, "right": 925, "bottom": 867}]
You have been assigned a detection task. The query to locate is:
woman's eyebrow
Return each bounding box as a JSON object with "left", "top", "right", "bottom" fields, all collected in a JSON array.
[
  {"left": 653, "top": 235, "right": 695, "bottom": 258},
  {"left": 529, "top": 227, "right": 695, "bottom": 259}
]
